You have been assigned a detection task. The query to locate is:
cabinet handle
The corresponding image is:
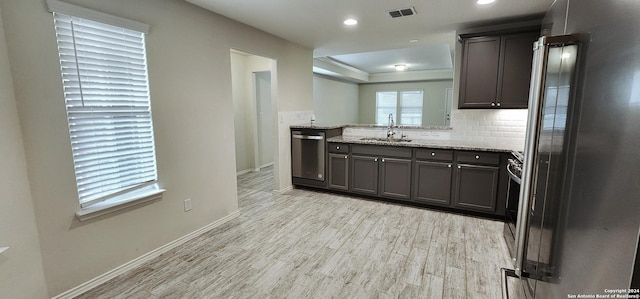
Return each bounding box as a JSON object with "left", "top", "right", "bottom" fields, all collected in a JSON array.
[
  {"left": 344, "top": 155, "right": 348, "bottom": 159},
  {"left": 491, "top": 102, "right": 496, "bottom": 107},
  {"left": 374, "top": 158, "right": 378, "bottom": 162},
  {"left": 431, "top": 152, "right": 436, "bottom": 156},
  {"left": 448, "top": 164, "right": 452, "bottom": 168},
  {"left": 458, "top": 165, "right": 461, "bottom": 169},
  {"left": 382, "top": 159, "right": 385, "bottom": 162},
  {"left": 497, "top": 102, "right": 501, "bottom": 107},
  {"left": 475, "top": 155, "right": 480, "bottom": 159},
  {"left": 337, "top": 146, "right": 340, "bottom": 150}
]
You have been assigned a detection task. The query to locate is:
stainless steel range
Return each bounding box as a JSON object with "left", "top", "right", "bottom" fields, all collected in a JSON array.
[{"left": 503, "top": 151, "right": 523, "bottom": 260}]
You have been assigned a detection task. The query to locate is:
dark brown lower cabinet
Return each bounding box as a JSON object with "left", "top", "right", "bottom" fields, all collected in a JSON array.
[
  {"left": 453, "top": 163, "right": 499, "bottom": 212},
  {"left": 350, "top": 155, "right": 378, "bottom": 195},
  {"left": 379, "top": 158, "right": 412, "bottom": 200},
  {"left": 317, "top": 142, "right": 509, "bottom": 217},
  {"left": 328, "top": 153, "right": 349, "bottom": 190},
  {"left": 413, "top": 161, "right": 453, "bottom": 206},
  {"left": 350, "top": 155, "right": 411, "bottom": 200}
]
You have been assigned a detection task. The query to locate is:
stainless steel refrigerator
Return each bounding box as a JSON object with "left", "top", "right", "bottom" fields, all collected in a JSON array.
[{"left": 502, "top": 0, "right": 640, "bottom": 298}]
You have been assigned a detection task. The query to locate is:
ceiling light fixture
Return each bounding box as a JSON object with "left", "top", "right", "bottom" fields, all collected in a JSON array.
[
  {"left": 409, "top": 39, "right": 419, "bottom": 43},
  {"left": 395, "top": 64, "right": 407, "bottom": 71},
  {"left": 343, "top": 19, "right": 358, "bottom": 26},
  {"left": 477, "top": 0, "right": 496, "bottom": 4}
]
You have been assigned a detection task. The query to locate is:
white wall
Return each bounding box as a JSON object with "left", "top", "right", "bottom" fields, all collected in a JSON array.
[
  {"left": 231, "top": 52, "right": 273, "bottom": 173},
  {"left": 0, "top": 6, "right": 49, "bottom": 298},
  {"left": 313, "top": 74, "right": 359, "bottom": 124},
  {"left": 0, "top": 0, "right": 312, "bottom": 296},
  {"left": 255, "top": 71, "right": 274, "bottom": 168},
  {"left": 231, "top": 52, "right": 252, "bottom": 172}
]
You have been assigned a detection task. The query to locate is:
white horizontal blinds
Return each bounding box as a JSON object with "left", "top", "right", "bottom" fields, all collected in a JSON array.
[
  {"left": 53, "top": 13, "right": 158, "bottom": 208},
  {"left": 400, "top": 90, "right": 423, "bottom": 125},
  {"left": 376, "top": 91, "right": 398, "bottom": 125}
]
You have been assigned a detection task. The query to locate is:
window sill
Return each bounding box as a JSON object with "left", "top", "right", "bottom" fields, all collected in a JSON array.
[{"left": 75, "top": 188, "right": 166, "bottom": 222}]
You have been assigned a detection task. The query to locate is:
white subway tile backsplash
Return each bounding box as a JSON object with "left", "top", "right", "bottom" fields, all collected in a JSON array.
[
  {"left": 502, "top": 132, "right": 525, "bottom": 138},
  {"left": 338, "top": 109, "right": 528, "bottom": 151}
]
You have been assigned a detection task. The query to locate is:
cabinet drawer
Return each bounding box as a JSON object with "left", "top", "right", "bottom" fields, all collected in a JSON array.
[
  {"left": 415, "top": 149, "right": 454, "bottom": 162},
  {"left": 351, "top": 145, "right": 412, "bottom": 158},
  {"left": 457, "top": 151, "right": 500, "bottom": 166},
  {"left": 328, "top": 143, "right": 349, "bottom": 154}
]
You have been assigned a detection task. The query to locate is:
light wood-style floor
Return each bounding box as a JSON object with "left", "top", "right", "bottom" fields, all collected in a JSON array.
[{"left": 76, "top": 166, "right": 513, "bottom": 298}]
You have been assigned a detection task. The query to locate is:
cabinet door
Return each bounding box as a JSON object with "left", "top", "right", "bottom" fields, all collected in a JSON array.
[
  {"left": 328, "top": 153, "right": 349, "bottom": 191},
  {"left": 350, "top": 155, "right": 378, "bottom": 195},
  {"left": 497, "top": 32, "right": 538, "bottom": 108},
  {"left": 413, "top": 161, "right": 453, "bottom": 206},
  {"left": 380, "top": 157, "right": 412, "bottom": 200},
  {"left": 454, "top": 164, "right": 499, "bottom": 212},
  {"left": 459, "top": 36, "right": 501, "bottom": 108}
]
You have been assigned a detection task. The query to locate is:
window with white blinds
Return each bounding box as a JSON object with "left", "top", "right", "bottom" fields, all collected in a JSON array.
[
  {"left": 399, "top": 90, "right": 423, "bottom": 126},
  {"left": 375, "top": 91, "right": 397, "bottom": 125},
  {"left": 52, "top": 12, "right": 159, "bottom": 208},
  {"left": 375, "top": 90, "right": 424, "bottom": 126}
]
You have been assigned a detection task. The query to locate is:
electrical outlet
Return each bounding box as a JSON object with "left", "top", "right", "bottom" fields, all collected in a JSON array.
[{"left": 184, "top": 198, "right": 192, "bottom": 212}]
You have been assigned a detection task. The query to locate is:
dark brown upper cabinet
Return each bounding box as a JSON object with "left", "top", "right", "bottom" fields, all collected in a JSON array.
[{"left": 459, "top": 31, "right": 539, "bottom": 109}]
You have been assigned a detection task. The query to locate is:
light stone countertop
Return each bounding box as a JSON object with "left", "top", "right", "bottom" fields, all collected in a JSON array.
[
  {"left": 289, "top": 124, "right": 453, "bottom": 130},
  {"left": 289, "top": 124, "right": 345, "bottom": 130},
  {"left": 327, "top": 135, "right": 515, "bottom": 153}
]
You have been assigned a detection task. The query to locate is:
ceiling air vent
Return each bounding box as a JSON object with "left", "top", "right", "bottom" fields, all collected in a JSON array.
[{"left": 388, "top": 7, "right": 417, "bottom": 18}]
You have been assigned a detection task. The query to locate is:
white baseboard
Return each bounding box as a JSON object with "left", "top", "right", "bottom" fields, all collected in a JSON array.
[
  {"left": 52, "top": 210, "right": 240, "bottom": 299},
  {"left": 258, "top": 162, "right": 273, "bottom": 169},
  {"left": 236, "top": 169, "right": 253, "bottom": 176},
  {"left": 236, "top": 163, "right": 273, "bottom": 176},
  {"left": 274, "top": 185, "right": 293, "bottom": 194}
]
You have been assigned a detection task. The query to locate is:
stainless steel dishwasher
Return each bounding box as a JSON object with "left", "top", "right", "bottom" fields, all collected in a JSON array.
[{"left": 291, "top": 130, "right": 325, "bottom": 181}]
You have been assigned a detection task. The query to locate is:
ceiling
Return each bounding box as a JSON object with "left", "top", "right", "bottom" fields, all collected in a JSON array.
[
  {"left": 186, "top": 0, "right": 554, "bottom": 81},
  {"left": 330, "top": 44, "right": 453, "bottom": 74}
]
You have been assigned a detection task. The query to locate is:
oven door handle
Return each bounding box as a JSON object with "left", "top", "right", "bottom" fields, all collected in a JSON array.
[
  {"left": 501, "top": 268, "right": 519, "bottom": 299},
  {"left": 506, "top": 164, "right": 522, "bottom": 185}
]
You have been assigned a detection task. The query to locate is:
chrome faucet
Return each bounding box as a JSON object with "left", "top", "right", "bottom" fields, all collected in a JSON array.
[{"left": 387, "top": 113, "right": 395, "bottom": 139}]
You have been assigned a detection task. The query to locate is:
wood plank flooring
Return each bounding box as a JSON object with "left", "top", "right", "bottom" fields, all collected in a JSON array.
[{"left": 76, "top": 166, "right": 515, "bottom": 298}]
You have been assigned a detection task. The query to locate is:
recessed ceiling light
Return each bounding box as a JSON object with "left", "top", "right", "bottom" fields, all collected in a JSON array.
[
  {"left": 409, "top": 39, "right": 419, "bottom": 43},
  {"left": 344, "top": 19, "right": 358, "bottom": 26},
  {"left": 395, "top": 64, "right": 407, "bottom": 71},
  {"left": 477, "top": 0, "right": 496, "bottom": 4}
]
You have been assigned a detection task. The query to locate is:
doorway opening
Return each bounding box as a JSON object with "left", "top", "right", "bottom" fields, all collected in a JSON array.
[{"left": 230, "top": 49, "right": 277, "bottom": 196}]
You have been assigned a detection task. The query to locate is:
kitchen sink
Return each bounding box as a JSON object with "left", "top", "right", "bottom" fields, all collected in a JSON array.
[{"left": 359, "top": 137, "right": 412, "bottom": 143}]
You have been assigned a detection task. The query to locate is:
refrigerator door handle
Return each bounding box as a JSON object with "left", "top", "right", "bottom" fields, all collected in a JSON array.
[
  {"left": 514, "top": 36, "right": 549, "bottom": 277},
  {"left": 513, "top": 34, "right": 587, "bottom": 278}
]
